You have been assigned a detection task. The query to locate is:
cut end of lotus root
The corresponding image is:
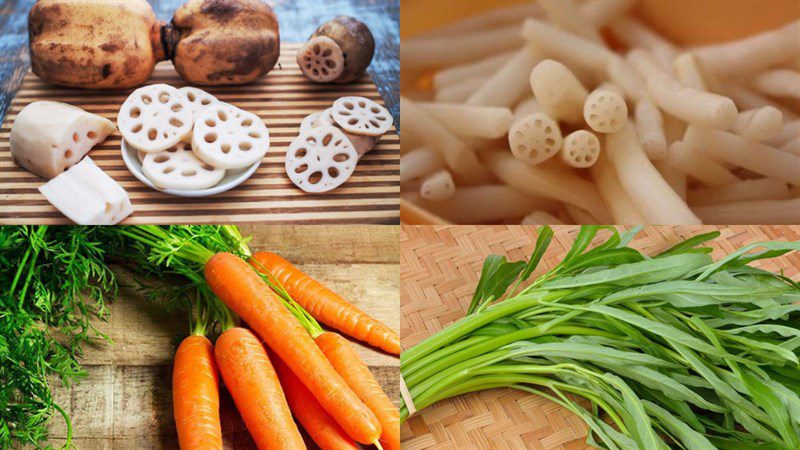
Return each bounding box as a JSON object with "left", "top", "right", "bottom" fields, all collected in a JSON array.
[
  {"left": 142, "top": 141, "right": 225, "bottom": 191},
  {"left": 562, "top": 130, "right": 600, "bottom": 168},
  {"left": 331, "top": 96, "right": 393, "bottom": 136},
  {"left": 509, "top": 113, "right": 563, "bottom": 165},
  {"left": 178, "top": 86, "right": 219, "bottom": 121},
  {"left": 192, "top": 104, "right": 270, "bottom": 170},
  {"left": 118, "top": 84, "right": 193, "bottom": 153},
  {"left": 285, "top": 126, "right": 358, "bottom": 193},
  {"left": 584, "top": 89, "right": 628, "bottom": 134},
  {"left": 297, "top": 36, "right": 345, "bottom": 83}
]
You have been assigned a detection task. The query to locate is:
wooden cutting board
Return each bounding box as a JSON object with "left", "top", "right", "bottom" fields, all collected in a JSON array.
[
  {"left": 0, "top": 44, "right": 399, "bottom": 225},
  {"left": 45, "top": 224, "right": 400, "bottom": 449},
  {"left": 400, "top": 225, "right": 800, "bottom": 450}
]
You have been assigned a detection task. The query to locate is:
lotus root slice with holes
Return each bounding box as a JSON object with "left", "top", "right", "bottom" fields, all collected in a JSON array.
[
  {"left": 331, "top": 96, "right": 393, "bottom": 136},
  {"left": 509, "top": 113, "right": 563, "bottom": 165},
  {"left": 142, "top": 141, "right": 225, "bottom": 190},
  {"left": 584, "top": 89, "right": 628, "bottom": 133},
  {"left": 118, "top": 84, "right": 193, "bottom": 153},
  {"left": 285, "top": 126, "right": 358, "bottom": 193},
  {"left": 178, "top": 86, "right": 219, "bottom": 123},
  {"left": 562, "top": 130, "right": 600, "bottom": 168},
  {"left": 297, "top": 36, "right": 345, "bottom": 83},
  {"left": 191, "top": 104, "right": 270, "bottom": 170},
  {"left": 315, "top": 108, "right": 336, "bottom": 128},
  {"left": 300, "top": 112, "right": 323, "bottom": 133}
]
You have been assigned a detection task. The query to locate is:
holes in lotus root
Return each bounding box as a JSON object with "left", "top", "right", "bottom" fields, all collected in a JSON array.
[
  {"left": 119, "top": 84, "right": 193, "bottom": 153},
  {"left": 584, "top": 89, "right": 628, "bottom": 134},
  {"left": 64, "top": 149, "right": 73, "bottom": 158},
  {"left": 297, "top": 36, "right": 345, "bottom": 83},
  {"left": 72, "top": 133, "right": 79, "bottom": 143},
  {"left": 87, "top": 131, "right": 97, "bottom": 140},
  {"left": 509, "top": 113, "right": 563, "bottom": 165},
  {"left": 561, "top": 130, "right": 601, "bottom": 169},
  {"left": 331, "top": 96, "right": 393, "bottom": 137},
  {"left": 285, "top": 126, "right": 358, "bottom": 193},
  {"left": 192, "top": 104, "right": 270, "bottom": 170},
  {"left": 142, "top": 142, "right": 225, "bottom": 190}
]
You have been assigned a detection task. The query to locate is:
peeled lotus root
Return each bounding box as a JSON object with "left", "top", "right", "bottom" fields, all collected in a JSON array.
[
  {"left": 169, "top": 0, "right": 280, "bottom": 85},
  {"left": 307, "top": 16, "right": 375, "bottom": 83},
  {"left": 331, "top": 96, "right": 393, "bottom": 136}
]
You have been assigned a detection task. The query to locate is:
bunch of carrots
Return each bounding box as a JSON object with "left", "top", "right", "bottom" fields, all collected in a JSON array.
[{"left": 117, "top": 225, "right": 399, "bottom": 450}]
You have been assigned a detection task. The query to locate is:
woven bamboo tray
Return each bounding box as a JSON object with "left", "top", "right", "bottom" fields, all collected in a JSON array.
[
  {"left": 400, "top": 225, "right": 800, "bottom": 450},
  {"left": 0, "top": 43, "right": 399, "bottom": 225}
]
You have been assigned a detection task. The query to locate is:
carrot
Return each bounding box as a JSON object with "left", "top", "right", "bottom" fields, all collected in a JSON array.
[
  {"left": 214, "top": 327, "right": 305, "bottom": 450},
  {"left": 250, "top": 251, "right": 400, "bottom": 355},
  {"left": 204, "top": 253, "right": 382, "bottom": 445},
  {"left": 272, "top": 354, "right": 358, "bottom": 450},
  {"left": 173, "top": 335, "right": 223, "bottom": 450},
  {"left": 316, "top": 331, "right": 401, "bottom": 450}
]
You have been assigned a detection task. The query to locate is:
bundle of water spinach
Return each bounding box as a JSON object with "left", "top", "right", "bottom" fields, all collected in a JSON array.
[{"left": 400, "top": 226, "right": 800, "bottom": 450}]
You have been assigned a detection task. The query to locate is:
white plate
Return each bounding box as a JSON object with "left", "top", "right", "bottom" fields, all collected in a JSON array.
[{"left": 121, "top": 140, "right": 260, "bottom": 197}]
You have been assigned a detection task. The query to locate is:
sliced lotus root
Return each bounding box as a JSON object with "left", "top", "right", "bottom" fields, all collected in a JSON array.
[
  {"left": 583, "top": 88, "right": 628, "bottom": 134},
  {"left": 192, "top": 104, "right": 270, "bottom": 170},
  {"left": 314, "top": 108, "right": 336, "bottom": 127},
  {"left": 300, "top": 112, "right": 323, "bottom": 133},
  {"left": 309, "top": 108, "right": 378, "bottom": 156},
  {"left": 331, "top": 96, "right": 393, "bottom": 136},
  {"left": 509, "top": 113, "right": 563, "bottom": 165},
  {"left": 561, "top": 130, "right": 600, "bottom": 168},
  {"left": 178, "top": 86, "right": 219, "bottom": 122},
  {"left": 297, "top": 36, "right": 345, "bottom": 83},
  {"left": 118, "top": 84, "right": 193, "bottom": 153},
  {"left": 142, "top": 141, "right": 225, "bottom": 190},
  {"left": 285, "top": 126, "right": 358, "bottom": 193}
]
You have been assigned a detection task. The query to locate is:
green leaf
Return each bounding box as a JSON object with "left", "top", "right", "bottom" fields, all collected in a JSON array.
[
  {"left": 657, "top": 231, "right": 720, "bottom": 258},
  {"left": 740, "top": 369, "right": 799, "bottom": 448},
  {"left": 603, "top": 374, "right": 663, "bottom": 449},
  {"left": 467, "top": 255, "right": 526, "bottom": 315},
  {"left": 694, "top": 241, "right": 800, "bottom": 281},
  {"left": 643, "top": 400, "right": 716, "bottom": 450},
  {"left": 543, "top": 253, "right": 712, "bottom": 289},
  {"left": 519, "top": 226, "right": 553, "bottom": 283}
]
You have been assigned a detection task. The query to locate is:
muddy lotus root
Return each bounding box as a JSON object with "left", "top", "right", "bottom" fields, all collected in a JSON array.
[
  {"left": 169, "top": 0, "right": 280, "bottom": 85},
  {"left": 305, "top": 16, "right": 375, "bottom": 83},
  {"left": 28, "top": 0, "right": 164, "bottom": 89}
]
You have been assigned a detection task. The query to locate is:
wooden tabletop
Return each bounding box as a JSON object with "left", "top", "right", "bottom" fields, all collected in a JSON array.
[
  {"left": 0, "top": 0, "right": 400, "bottom": 125},
  {"left": 46, "top": 224, "right": 400, "bottom": 449}
]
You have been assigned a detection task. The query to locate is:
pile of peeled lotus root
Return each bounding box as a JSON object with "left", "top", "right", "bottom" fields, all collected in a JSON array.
[{"left": 28, "top": 0, "right": 375, "bottom": 88}]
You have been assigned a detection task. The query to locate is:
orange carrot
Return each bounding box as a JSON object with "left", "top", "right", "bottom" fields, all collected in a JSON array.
[
  {"left": 250, "top": 251, "right": 400, "bottom": 355},
  {"left": 272, "top": 354, "right": 358, "bottom": 450},
  {"left": 173, "top": 335, "right": 223, "bottom": 450},
  {"left": 316, "top": 331, "right": 401, "bottom": 450},
  {"left": 214, "top": 327, "right": 305, "bottom": 450},
  {"left": 204, "top": 253, "right": 382, "bottom": 445}
]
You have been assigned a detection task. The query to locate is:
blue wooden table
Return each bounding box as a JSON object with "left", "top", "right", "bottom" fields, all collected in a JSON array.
[{"left": 0, "top": 0, "right": 399, "bottom": 125}]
